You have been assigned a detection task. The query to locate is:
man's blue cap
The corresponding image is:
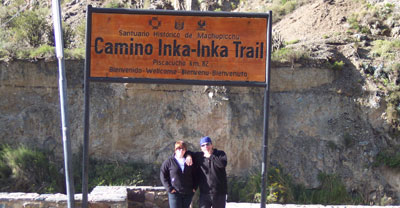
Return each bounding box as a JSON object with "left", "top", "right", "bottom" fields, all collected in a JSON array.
[{"left": 200, "top": 136, "right": 212, "bottom": 145}]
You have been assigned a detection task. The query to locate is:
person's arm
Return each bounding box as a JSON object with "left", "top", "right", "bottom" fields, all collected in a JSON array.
[
  {"left": 211, "top": 150, "right": 227, "bottom": 168},
  {"left": 160, "top": 160, "right": 174, "bottom": 193},
  {"left": 185, "top": 150, "right": 193, "bottom": 166},
  {"left": 190, "top": 152, "right": 199, "bottom": 192}
]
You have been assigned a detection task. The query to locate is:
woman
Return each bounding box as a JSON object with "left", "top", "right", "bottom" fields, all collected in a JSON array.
[{"left": 160, "top": 141, "right": 196, "bottom": 208}]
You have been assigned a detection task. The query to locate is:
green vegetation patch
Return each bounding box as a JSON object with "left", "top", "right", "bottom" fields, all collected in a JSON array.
[
  {"left": 85, "top": 159, "right": 157, "bottom": 191},
  {"left": 371, "top": 40, "right": 400, "bottom": 60},
  {"left": 0, "top": 3, "right": 80, "bottom": 61},
  {"left": 272, "top": 47, "right": 309, "bottom": 63},
  {"left": 270, "top": 0, "right": 298, "bottom": 23},
  {"left": 348, "top": 2, "right": 399, "bottom": 35},
  {"left": 386, "top": 90, "right": 400, "bottom": 122},
  {"left": 374, "top": 146, "right": 400, "bottom": 169},
  {"left": 65, "top": 48, "right": 86, "bottom": 59},
  {"left": 228, "top": 166, "right": 362, "bottom": 204},
  {"left": 12, "top": 9, "right": 50, "bottom": 48},
  {"left": 296, "top": 173, "right": 357, "bottom": 205},
  {"left": 0, "top": 145, "right": 64, "bottom": 193},
  {"left": 328, "top": 61, "right": 345, "bottom": 70},
  {"left": 72, "top": 153, "right": 160, "bottom": 193},
  {"left": 0, "top": 145, "right": 160, "bottom": 194},
  {"left": 104, "top": 0, "right": 127, "bottom": 8},
  {"left": 29, "top": 45, "right": 55, "bottom": 59}
]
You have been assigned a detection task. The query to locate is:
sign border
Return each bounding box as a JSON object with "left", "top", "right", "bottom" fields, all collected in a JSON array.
[{"left": 85, "top": 6, "right": 271, "bottom": 87}]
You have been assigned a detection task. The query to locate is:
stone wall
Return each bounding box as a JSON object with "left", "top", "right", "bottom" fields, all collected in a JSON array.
[
  {"left": 0, "top": 186, "right": 167, "bottom": 208},
  {"left": 0, "top": 60, "right": 399, "bottom": 203}
]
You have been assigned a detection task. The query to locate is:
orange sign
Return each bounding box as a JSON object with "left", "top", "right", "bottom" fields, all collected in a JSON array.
[{"left": 89, "top": 11, "right": 267, "bottom": 82}]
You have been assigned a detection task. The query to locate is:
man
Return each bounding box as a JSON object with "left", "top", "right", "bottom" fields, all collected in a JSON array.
[{"left": 191, "top": 136, "right": 228, "bottom": 208}]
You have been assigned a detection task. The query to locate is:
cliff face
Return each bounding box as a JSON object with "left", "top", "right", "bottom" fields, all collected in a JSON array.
[{"left": 0, "top": 59, "right": 398, "bottom": 200}]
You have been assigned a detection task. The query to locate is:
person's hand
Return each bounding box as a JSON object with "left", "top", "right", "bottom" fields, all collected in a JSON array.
[
  {"left": 204, "top": 150, "right": 212, "bottom": 158},
  {"left": 171, "top": 189, "right": 176, "bottom": 193},
  {"left": 186, "top": 155, "right": 193, "bottom": 166},
  {"left": 193, "top": 189, "right": 196, "bottom": 193}
]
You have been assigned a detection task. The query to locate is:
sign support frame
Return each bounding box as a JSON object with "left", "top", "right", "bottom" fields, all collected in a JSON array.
[
  {"left": 51, "top": 0, "right": 75, "bottom": 207},
  {"left": 82, "top": 6, "right": 272, "bottom": 208},
  {"left": 260, "top": 10, "right": 272, "bottom": 208}
]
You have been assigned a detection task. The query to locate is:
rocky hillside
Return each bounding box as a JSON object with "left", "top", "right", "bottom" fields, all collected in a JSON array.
[{"left": 2, "top": 0, "right": 399, "bottom": 125}]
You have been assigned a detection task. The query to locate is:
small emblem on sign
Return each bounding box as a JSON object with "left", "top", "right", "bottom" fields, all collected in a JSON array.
[
  {"left": 175, "top": 20, "right": 184, "bottom": 30},
  {"left": 197, "top": 20, "right": 206, "bottom": 30},
  {"left": 149, "top": 17, "right": 161, "bottom": 29}
]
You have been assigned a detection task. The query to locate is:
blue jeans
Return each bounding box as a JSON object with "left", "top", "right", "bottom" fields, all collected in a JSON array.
[{"left": 168, "top": 192, "right": 194, "bottom": 208}]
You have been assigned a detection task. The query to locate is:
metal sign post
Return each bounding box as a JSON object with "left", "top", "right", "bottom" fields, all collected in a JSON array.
[
  {"left": 82, "top": 7, "right": 272, "bottom": 208},
  {"left": 51, "top": 0, "right": 75, "bottom": 207},
  {"left": 81, "top": 7, "right": 92, "bottom": 207},
  {"left": 260, "top": 10, "right": 272, "bottom": 208}
]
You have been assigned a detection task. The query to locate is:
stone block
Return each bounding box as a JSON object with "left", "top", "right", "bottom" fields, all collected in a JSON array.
[
  {"left": 144, "top": 192, "right": 155, "bottom": 202},
  {"left": 22, "top": 202, "right": 40, "bottom": 208},
  {"left": 127, "top": 190, "right": 145, "bottom": 203}
]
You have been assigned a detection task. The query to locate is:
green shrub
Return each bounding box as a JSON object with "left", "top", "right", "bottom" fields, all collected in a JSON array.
[
  {"left": 230, "top": 2, "right": 237, "bottom": 10},
  {"left": 75, "top": 20, "right": 87, "bottom": 48},
  {"left": 105, "top": 0, "right": 125, "bottom": 8},
  {"left": 0, "top": 146, "right": 12, "bottom": 181},
  {"left": 375, "top": 3, "right": 394, "bottom": 19},
  {"left": 90, "top": 160, "right": 144, "bottom": 187},
  {"left": 293, "top": 173, "right": 363, "bottom": 205},
  {"left": 65, "top": 48, "right": 85, "bottom": 59},
  {"left": 281, "top": 0, "right": 297, "bottom": 14},
  {"left": 272, "top": 47, "right": 309, "bottom": 63},
  {"left": 265, "top": 167, "right": 294, "bottom": 203},
  {"left": 375, "top": 146, "right": 400, "bottom": 169},
  {"left": 48, "top": 23, "right": 75, "bottom": 49},
  {"left": 15, "top": 48, "right": 31, "bottom": 59},
  {"left": 227, "top": 176, "right": 246, "bottom": 202},
  {"left": 272, "top": 30, "right": 286, "bottom": 52},
  {"left": 0, "top": 145, "right": 160, "bottom": 194},
  {"left": 342, "top": 132, "right": 355, "bottom": 148},
  {"left": 311, "top": 173, "right": 353, "bottom": 204},
  {"left": 270, "top": 0, "right": 298, "bottom": 22},
  {"left": 385, "top": 90, "right": 400, "bottom": 129},
  {"left": 0, "top": 38, "right": 11, "bottom": 60},
  {"left": 228, "top": 166, "right": 295, "bottom": 203},
  {"left": 30, "top": 45, "right": 55, "bottom": 59},
  {"left": 349, "top": 3, "right": 397, "bottom": 35},
  {"left": 12, "top": 9, "right": 50, "bottom": 48},
  {"left": 228, "top": 166, "right": 362, "bottom": 205},
  {"left": 240, "top": 171, "right": 262, "bottom": 202},
  {"left": 371, "top": 40, "right": 400, "bottom": 60},
  {"left": 392, "top": 63, "right": 400, "bottom": 73},
  {"left": 348, "top": 14, "right": 370, "bottom": 34},
  {"left": 0, "top": 159, "right": 12, "bottom": 180},
  {"left": 0, "top": 0, "right": 26, "bottom": 20},
  {"left": 0, "top": 28, "right": 20, "bottom": 60},
  {"left": 72, "top": 153, "right": 160, "bottom": 193},
  {"left": 294, "top": 174, "right": 363, "bottom": 205},
  {"left": 330, "top": 61, "right": 345, "bottom": 70},
  {"left": 1, "top": 145, "right": 64, "bottom": 193},
  {"left": 285, "top": 39, "right": 299, "bottom": 45}
]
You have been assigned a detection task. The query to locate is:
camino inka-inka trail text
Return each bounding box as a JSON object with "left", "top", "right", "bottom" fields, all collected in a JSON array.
[{"left": 94, "top": 38, "right": 264, "bottom": 59}]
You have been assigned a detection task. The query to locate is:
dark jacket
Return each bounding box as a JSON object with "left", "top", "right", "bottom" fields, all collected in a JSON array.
[
  {"left": 160, "top": 155, "right": 196, "bottom": 194},
  {"left": 192, "top": 149, "right": 227, "bottom": 195}
]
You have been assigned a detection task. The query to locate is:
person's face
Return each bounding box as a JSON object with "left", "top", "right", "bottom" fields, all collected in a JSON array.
[
  {"left": 200, "top": 142, "right": 212, "bottom": 153},
  {"left": 175, "top": 147, "right": 186, "bottom": 158}
]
